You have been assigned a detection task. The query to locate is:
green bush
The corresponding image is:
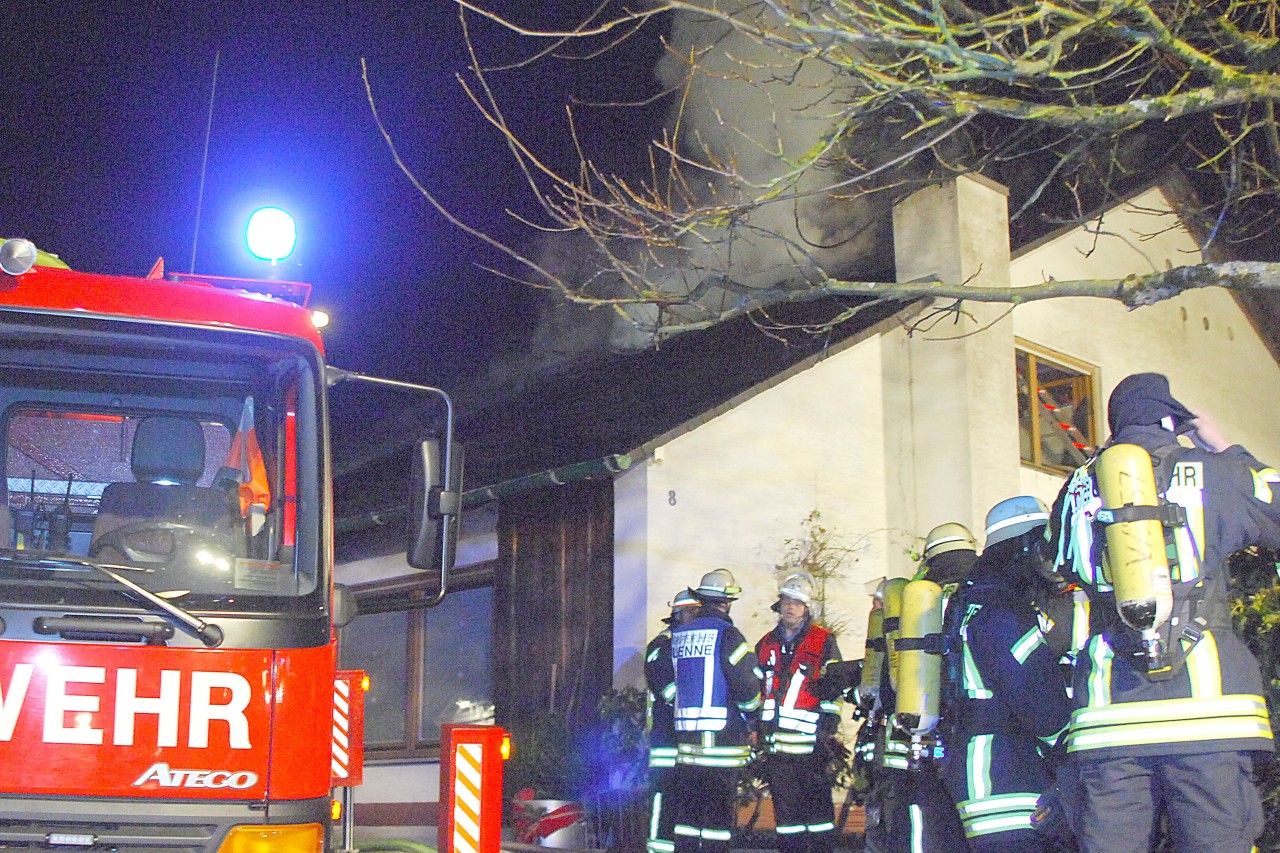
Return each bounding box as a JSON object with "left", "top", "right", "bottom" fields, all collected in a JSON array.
[
  {"left": 1229, "top": 547, "right": 1280, "bottom": 853},
  {"left": 502, "top": 710, "right": 586, "bottom": 802},
  {"left": 501, "top": 688, "right": 649, "bottom": 806},
  {"left": 593, "top": 686, "right": 649, "bottom": 792}
]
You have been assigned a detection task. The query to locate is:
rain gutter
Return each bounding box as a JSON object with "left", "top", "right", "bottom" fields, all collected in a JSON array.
[{"left": 334, "top": 452, "right": 633, "bottom": 535}]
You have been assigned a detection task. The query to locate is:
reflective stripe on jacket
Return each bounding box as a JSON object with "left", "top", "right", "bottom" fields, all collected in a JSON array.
[
  {"left": 1066, "top": 628, "right": 1272, "bottom": 756},
  {"left": 644, "top": 628, "right": 677, "bottom": 757},
  {"left": 756, "top": 623, "right": 841, "bottom": 755}
]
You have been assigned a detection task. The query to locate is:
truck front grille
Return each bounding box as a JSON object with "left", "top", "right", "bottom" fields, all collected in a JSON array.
[
  {"left": 0, "top": 817, "right": 218, "bottom": 852},
  {"left": 0, "top": 794, "right": 329, "bottom": 852}
]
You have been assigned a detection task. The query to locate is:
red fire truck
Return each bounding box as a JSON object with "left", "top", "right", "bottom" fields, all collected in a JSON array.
[{"left": 0, "top": 238, "right": 461, "bottom": 852}]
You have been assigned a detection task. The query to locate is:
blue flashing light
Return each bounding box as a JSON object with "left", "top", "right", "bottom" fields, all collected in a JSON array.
[{"left": 245, "top": 207, "right": 297, "bottom": 262}]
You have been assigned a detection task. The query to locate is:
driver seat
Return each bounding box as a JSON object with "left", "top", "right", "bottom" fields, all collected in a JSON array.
[{"left": 91, "top": 416, "right": 242, "bottom": 559}]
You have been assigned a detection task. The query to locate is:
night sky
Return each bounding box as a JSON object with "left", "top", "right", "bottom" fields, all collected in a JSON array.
[{"left": 3, "top": 2, "right": 664, "bottom": 388}]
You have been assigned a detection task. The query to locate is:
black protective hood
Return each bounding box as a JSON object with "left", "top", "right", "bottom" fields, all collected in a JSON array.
[{"left": 1107, "top": 373, "right": 1195, "bottom": 435}]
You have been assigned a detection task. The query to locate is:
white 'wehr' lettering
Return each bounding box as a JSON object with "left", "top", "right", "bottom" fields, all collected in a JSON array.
[{"left": 0, "top": 664, "right": 253, "bottom": 749}]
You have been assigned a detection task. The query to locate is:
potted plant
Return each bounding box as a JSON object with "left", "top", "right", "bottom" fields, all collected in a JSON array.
[{"left": 503, "top": 711, "right": 588, "bottom": 848}]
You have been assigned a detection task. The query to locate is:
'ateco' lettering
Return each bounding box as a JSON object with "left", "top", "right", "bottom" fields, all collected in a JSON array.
[
  {"left": 133, "top": 762, "right": 258, "bottom": 789},
  {"left": 0, "top": 664, "right": 253, "bottom": 749}
]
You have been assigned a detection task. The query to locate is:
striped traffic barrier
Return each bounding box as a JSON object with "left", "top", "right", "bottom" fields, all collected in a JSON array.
[{"left": 439, "top": 724, "right": 509, "bottom": 853}]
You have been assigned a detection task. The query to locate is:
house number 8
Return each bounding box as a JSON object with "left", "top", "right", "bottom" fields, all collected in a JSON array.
[{"left": 668, "top": 490, "right": 677, "bottom": 506}]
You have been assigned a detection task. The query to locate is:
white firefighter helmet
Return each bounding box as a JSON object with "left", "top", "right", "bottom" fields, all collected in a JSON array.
[
  {"left": 984, "top": 495, "right": 1050, "bottom": 549},
  {"left": 778, "top": 572, "right": 815, "bottom": 605},
  {"left": 669, "top": 588, "right": 700, "bottom": 611},
  {"left": 923, "top": 522, "right": 978, "bottom": 563},
  {"left": 694, "top": 568, "right": 741, "bottom": 601},
  {"left": 664, "top": 588, "right": 701, "bottom": 625}
]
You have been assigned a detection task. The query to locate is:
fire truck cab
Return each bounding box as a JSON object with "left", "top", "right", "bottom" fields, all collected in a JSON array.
[{"left": 0, "top": 239, "right": 459, "bottom": 852}]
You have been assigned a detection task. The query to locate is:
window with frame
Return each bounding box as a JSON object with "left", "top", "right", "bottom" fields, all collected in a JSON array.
[
  {"left": 337, "top": 563, "right": 494, "bottom": 760},
  {"left": 1016, "top": 344, "right": 1098, "bottom": 472}
]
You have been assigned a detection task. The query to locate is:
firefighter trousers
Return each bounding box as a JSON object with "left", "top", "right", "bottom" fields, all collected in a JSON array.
[
  {"left": 763, "top": 752, "right": 836, "bottom": 853},
  {"left": 865, "top": 766, "right": 970, "bottom": 853},
  {"left": 649, "top": 766, "right": 678, "bottom": 853},
  {"left": 671, "top": 764, "right": 739, "bottom": 853},
  {"left": 943, "top": 732, "right": 1052, "bottom": 853},
  {"left": 1071, "top": 751, "right": 1263, "bottom": 853}
]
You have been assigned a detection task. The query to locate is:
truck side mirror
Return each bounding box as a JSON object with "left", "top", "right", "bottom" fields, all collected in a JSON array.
[
  {"left": 333, "top": 582, "right": 359, "bottom": 630},
  {"left": 407, "top": 438, "right": 463, "bottom": 582}
]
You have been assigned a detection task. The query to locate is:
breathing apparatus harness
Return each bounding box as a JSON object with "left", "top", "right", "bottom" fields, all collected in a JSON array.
[{"left": 1063, "top": 441, "right": 1207, "bottom": 681}]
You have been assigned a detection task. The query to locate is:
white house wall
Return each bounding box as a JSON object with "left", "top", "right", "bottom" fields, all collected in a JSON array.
[
  {"left": 617, "top": 335, "right": 892, "bottom": 670},
  {"left": 613, "top": 458, "right": 651, "bottom": 686}
]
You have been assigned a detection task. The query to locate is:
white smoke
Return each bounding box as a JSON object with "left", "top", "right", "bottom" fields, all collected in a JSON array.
[
  {"left": 612, "top": 3, "right": 888, "bottom": 343},
  {"left": 505, "top": 1, "right": 893, "bottom": 358}
]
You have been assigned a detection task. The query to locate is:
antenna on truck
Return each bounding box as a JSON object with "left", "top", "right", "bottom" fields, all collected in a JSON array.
[{"left": 189, "top": 51, "right": 220, "bottom": 274}]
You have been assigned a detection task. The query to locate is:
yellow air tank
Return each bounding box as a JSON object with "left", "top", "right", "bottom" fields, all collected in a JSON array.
[
  {"left": 894, "top": 579, "right": 944, "bottom": 735},
  {"left": 857, "top": 607, "right": 885, "bottom": 709},
  {"left": 881, "top": 578, "right": 908, "bottom": 691},
  {"left": 1097, "top": 442, "right": 1174, "bottom": 672}
]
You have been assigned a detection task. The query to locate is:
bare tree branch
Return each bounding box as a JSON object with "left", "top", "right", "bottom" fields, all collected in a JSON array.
[
  {"left": 364, "top": 0, "right": 1280, "bottom": 346},
  {"left": 643, "top": 260, "right": 1280, "bottom": 337}
]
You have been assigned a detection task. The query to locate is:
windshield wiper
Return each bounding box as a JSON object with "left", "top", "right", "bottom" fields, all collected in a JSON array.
[{"left": 0, "top": 554, "right": 223, "bottom": 647}]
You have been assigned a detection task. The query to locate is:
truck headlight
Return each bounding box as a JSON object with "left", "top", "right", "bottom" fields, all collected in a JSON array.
[{"left": 216, "top": 823, "right": 324, "bottom": 852}]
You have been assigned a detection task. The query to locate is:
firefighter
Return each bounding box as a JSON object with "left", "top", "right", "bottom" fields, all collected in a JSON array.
[
  {"left": 877, "top": 523, "right": 975, "bottom": 852},
  {"left": 670, "top": 569, "right": 763, "bottom": 853},
  {"left": 856, "top": 579, "right": 915, "bottom": 853},
  {"left": 858, "top": 566, "right": 970, "bottom": 853},
  {"left": 1050, "top": 373, "right": 1280, "bottom": 853},
  {"left": 646, "top": 589, "right": 702, "bottom": 853},
  {"left": 844, "top": 582, "right": 891, "bottom": 852},
  {"left": 943, "top": 496, "right": 1073, "bottom": 852},
  {"left": 755, "top": 572, "right": 843, "bottom": 853}
]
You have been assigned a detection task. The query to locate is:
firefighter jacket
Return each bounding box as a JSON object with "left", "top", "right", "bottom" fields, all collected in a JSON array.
[
  {"left": 645, "top": 628, "right": 678, "bottom": 769},
  {"left": 756, "top": 621, "right": 842, "bottom": 755},
  {"left": 944, "top": 570, "right": 1073, "bottom": 841},
  {"left": 1051, "top": 425, "right": 1280, "bottom": 759},
  {"left": 1036, "top": 585, "right": 1091, "bottom": 701},
  {"left": 671, "top": 609, "right": 762, "bottom": 768}
]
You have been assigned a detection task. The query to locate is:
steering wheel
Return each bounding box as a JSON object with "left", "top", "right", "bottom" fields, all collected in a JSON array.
[{"left": 88, "top": 520, "right": 239, "bottom": 565}]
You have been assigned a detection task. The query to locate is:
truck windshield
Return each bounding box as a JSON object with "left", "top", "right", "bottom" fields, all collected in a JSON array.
[{"left": 0, "top": 315, "right": 324, "bottom": 617}]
